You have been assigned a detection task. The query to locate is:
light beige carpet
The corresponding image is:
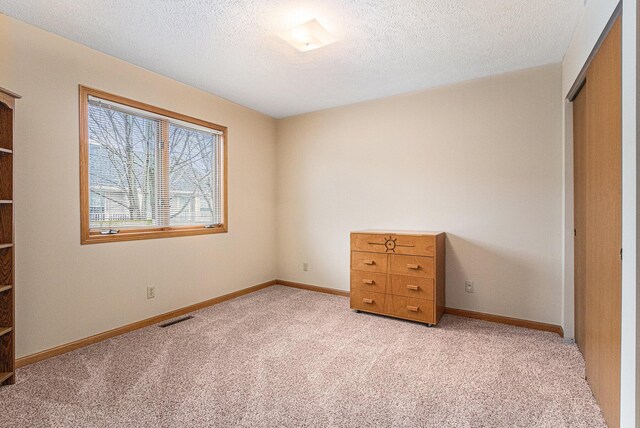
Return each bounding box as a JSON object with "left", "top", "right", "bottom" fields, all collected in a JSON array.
[{"left": 0, "top": 285, "right": 604, "bottom": 427}]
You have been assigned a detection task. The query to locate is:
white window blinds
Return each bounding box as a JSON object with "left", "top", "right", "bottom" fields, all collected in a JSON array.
[
  {"left": 168, "top": 123, "right": 222, "bottom": 226},
  {"left": 87, "top": 96, "right": 223, "bottom": 230}
]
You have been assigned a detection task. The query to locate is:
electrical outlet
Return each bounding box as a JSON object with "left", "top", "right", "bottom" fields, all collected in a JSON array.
[
  {"left": 465, "top": 281, "right": 474, "bottom": 293},
  {"left": 147, "top": 286, "right": 156, "bottom": 299},
  {"left": 303, "top": 262, "right": 309, "bottom": 272}
]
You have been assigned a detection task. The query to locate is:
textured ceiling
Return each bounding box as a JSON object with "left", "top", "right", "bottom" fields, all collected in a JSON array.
[{"left": 0, "top": 0, "right": 583, "bottom": 118}]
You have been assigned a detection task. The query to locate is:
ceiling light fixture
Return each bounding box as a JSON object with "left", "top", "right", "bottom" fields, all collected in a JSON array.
[{"left": 277, "top": 19, "right": 337, "bottom": 52}]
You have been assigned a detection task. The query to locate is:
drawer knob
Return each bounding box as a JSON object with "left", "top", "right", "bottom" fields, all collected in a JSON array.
[
  {"left": 363, "top": 298, "right": 374, "bottom": 304},
  {"left": 407, "top": 305, "right": 419, "bottom": 312},
  {"left": 406, "top": 284, "right": 419, "bottom": 291},
  {"left": 362, "top": 279, "right": 374, "bottom": 285},
  {"left": 407, "top": 264, "right": 420, "bottom": 270},
  {"left": 363, "top": 260, "right": 375, "bottom": 265}
]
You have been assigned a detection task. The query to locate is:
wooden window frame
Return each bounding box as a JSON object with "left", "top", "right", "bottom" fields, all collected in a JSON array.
[{"left": 79, "top": 85, "right": 228, "bottom": 244}]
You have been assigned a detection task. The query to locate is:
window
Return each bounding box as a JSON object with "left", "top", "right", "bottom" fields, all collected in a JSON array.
[{"left": 79, "top": 86, "right": 227, "bottom": 244}]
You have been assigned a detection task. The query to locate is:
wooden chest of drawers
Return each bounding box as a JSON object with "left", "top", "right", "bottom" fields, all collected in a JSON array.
[{"left": 350, "top": 230, "right": 445, "bottom": 326}]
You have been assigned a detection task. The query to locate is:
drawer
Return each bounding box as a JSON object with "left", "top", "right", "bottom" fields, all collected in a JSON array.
[
  {"left": 390, "top": 296, "right": 435, "bottom": 324},
  {"left": 351, "top": 233, "right": 435, "bottom": 257},
  {"left": 351, "top": 271, "right": 387, "bottom": 294},
  {"left": 351, "top": 251, "right": 387, "bottom": 273},
  {"left": 351, "top": 233, "right": 392, "bottom": 253},
  {"left": 390, "top": 275, "right": 434, "bottom": 299},
  {"left": 390, "top": 255, "right": 434, "bottom": 278},
  {"left": 350, "top": 289, "right": 387, "bottom": 313},
  {"left": 392, "top": 234, "right": 435, "bottom": 256}
]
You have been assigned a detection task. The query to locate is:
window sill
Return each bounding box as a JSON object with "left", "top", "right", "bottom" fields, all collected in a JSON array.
[{"left": 81, "top": 225, "right": 228, "bottom": 245}]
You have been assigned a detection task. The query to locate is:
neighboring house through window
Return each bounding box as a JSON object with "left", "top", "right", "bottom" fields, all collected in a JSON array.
[{"left": 79, "top": 86, "right": 227, "bottom": 244}]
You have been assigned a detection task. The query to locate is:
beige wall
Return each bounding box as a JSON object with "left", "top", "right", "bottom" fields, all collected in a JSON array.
[
  {"left": 0, "top": 15, "right": 278, "bottom": 358},
  {"left": 276, "top": 64, "right": 564, "bottom": 325}
]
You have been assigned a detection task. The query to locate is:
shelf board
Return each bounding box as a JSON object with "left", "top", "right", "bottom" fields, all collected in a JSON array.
[
  {"left": 0, "top": 87, "right": 21, "bottom": 99},
  {"left": 0, "top": 244, "right": 13, "bottom": 250},
  {"left": 0, "top": 327, "right": 12, "bottom": 337},
  {"left": 0, "top": 200, "right": 12, "bottom": 204},
  {"left": 0, "top": 372, "right": 13, "bottom": 383},
  {"left": 0, "top": 148, "right": 12, "bottom": 155},
  {"left": 0, "top": 285, "right": 11, "bottom": 293}
]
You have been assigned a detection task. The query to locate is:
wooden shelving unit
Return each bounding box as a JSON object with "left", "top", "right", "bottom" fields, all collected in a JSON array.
[
  {"left": 0, "top": 372, "right": 12, "bottom": 383},
  {"left": 0, "top": 87, "right": 19, "bottom": 387}
]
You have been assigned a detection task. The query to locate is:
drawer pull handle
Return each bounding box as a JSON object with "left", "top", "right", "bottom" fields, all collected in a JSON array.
[
  {"left": 407, "top": 264, "right": 420, "bottom": 270},
  {"left": 406, "top": 284, "right": 419, "bottom": 291},
  {"left": 362, "top": 279, "right": 374, "bottom": 285},
  {"left": 363, "top": 298, "right": 374, "bottom": 304},
  {"left": 407, "top": 305, "right": 419, "bottom": 312},
  {"left": 363, "top": 260, "right": 375, "bottom": 265}
]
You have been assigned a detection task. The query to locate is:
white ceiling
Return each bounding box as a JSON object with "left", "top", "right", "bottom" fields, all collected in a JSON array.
[{"left": 0, "top": 0, "right": 583, "bottom": 118}]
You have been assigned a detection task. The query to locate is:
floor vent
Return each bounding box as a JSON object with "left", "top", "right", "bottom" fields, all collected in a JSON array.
[{"left": 159, "top": 315, "right": 194, "bottom": 328}]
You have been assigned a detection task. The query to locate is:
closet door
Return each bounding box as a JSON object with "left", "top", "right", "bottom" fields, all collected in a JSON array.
[
  {"left": 585, "top": 16, "right": 622, "bottom": 428},
  {"left": 572, "top": 86, "right": 587, "bottom": 357}
]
